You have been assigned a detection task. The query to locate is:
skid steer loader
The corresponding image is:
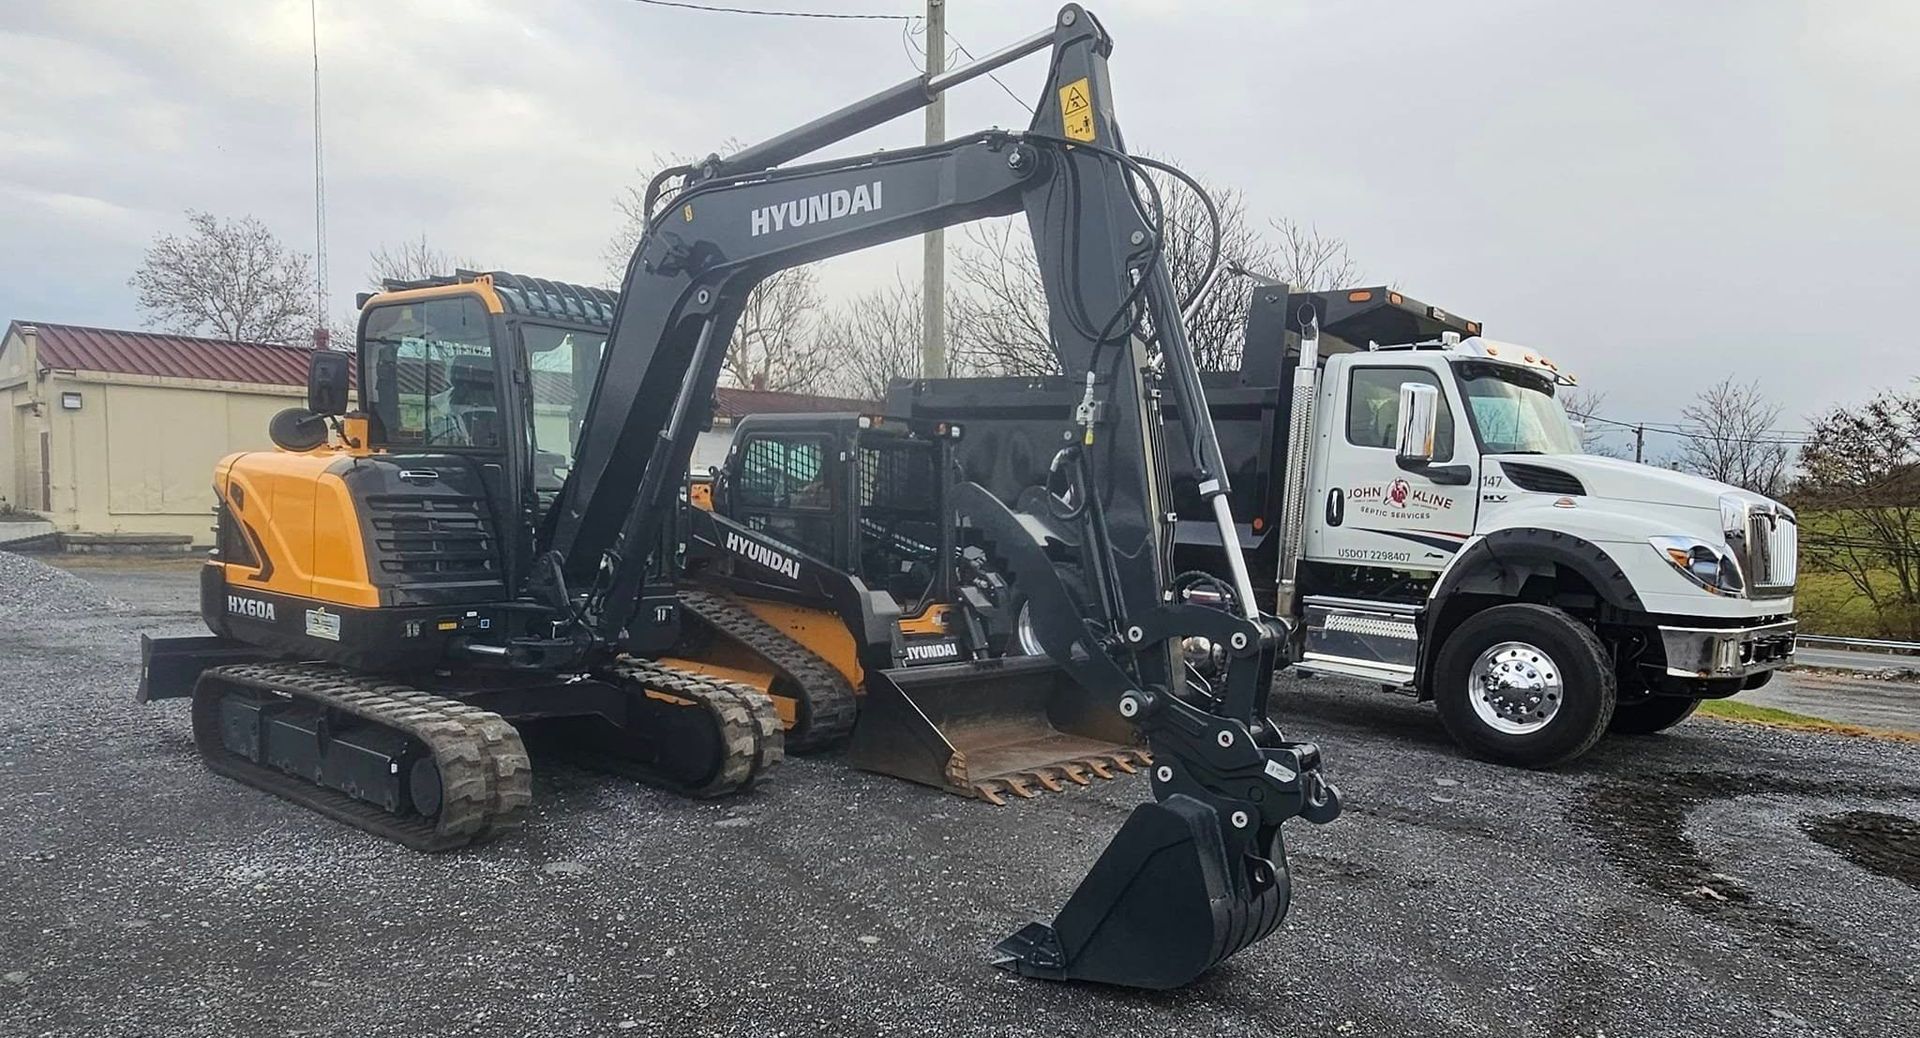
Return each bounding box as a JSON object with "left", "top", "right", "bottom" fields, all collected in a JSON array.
[
  {"left": 674, "top": 412, "right": 1145, "bottom": 803},
  {"left": 135, "top": 4, "right": 1340, "bottom": 989}
]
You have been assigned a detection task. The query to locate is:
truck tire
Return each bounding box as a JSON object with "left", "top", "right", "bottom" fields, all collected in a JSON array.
[
  {"left": 1432, "top": 604, "right": 1615, "bottom": 768},
  {"left": 1608, "top": 695, "right": 1701, "bottom": 735}
]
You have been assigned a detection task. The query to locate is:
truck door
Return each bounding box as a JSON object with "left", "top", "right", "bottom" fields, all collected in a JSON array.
[
  {"left": 1306, "top": 362, "right": 1476, "bottom": 572},
  {"left": 728, "top": 431, "right": 844, "bottom": 566}
]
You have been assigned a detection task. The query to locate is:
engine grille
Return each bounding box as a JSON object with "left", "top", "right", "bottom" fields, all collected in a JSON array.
[
  {"left": 1501, "top": 462, "right": 1585, "bottom": 496},
  {"left": 365, "top": 494, "right": 498, "bottom": 583},
  {"left": 1743, "top": 507, "right": 1797, "bottom": 593}
]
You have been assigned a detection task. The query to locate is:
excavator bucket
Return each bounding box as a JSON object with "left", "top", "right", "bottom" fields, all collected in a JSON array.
[
  {"left": 991, "top": 794, "right": 1293, "bottom": 989},
  {"left": 845, "top": 654, "right": 1148, "bottom": 803}
]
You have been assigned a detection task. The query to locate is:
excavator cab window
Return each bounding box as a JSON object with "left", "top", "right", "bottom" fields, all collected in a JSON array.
[
  {"left": 362, "top": 296, "right": 502, "bottom": 450},
  {"left": 521, "top": 322, "right": 608, "bottom": 496}
]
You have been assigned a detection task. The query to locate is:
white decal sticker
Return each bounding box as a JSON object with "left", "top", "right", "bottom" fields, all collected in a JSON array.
[
  {"left": 305, "top": 608, "right": 342, "bottom": 642},
  {"left": 1263, "top": 759, "right": 1297, "bottom": 784}
]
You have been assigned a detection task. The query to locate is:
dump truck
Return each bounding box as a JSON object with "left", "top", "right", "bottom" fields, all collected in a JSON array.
[
  {"left": 135, "top": 5, "right": 1341, "bottom": 989},
  {"left": 892, "top": 284, "right": 1799, "bottom": 767}
]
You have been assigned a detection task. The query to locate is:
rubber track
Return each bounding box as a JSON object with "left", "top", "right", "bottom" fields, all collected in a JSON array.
[
  {"left": 191, "top": 662, "right": 532, "bottom": 853},
  {"left": 678, "top": 587, "right": 859, "bottom": 753},
  {"left": 597, "top": 657, "right": 784, "bottom": 796}
]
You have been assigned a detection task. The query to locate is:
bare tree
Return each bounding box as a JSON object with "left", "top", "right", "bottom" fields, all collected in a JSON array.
[
  {"left": 1796, "top": 386, "right": 1920, "bottom": 637},
  {"left": 721, "top": 266, "right": 834, "bottom": 392},
  {"left": 948, "top": 158, "right": 1356, "bottom": 375},
  {"left": 1558, "top": 387, "right": 1627, "bottom": 458},
  {"left": 947, "top": 220, "right": 1059, "bottom": 377},
  {"left": 606, "top": 152, "right": 835, "bottom": 393},
  {"left": 368, "top": 235, "right": 479, "bottom": 288},
  {"left": 1267, "top": 218, "right": 1361, "bottom": 293},
  {"left": 815, "top": 277, "right": 949, "bottom": 400},
  {"left": 1672, "top": 378, "right": 1792, "bottom": 497},
  {"left": 131, "top": 210, "right": 316, "bottom": 345}
]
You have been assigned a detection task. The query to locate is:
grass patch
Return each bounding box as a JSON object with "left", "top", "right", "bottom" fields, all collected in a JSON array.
[{"left": 1696, "top": 698, "right": 1920, "bottom": 742}]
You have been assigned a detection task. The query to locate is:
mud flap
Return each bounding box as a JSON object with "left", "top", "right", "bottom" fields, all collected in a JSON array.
[
  {"left": 991, "top": 794, "right": 1290, "bottom": 989},
  {"left": 845, "top": 654, "right": 1146, "bottom": 802}
]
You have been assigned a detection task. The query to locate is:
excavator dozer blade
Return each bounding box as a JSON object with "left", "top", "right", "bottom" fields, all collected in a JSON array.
[
  {"left": 845, "top": 654, "right": 1148, "bottom": 803},
  {"left": 991, "top": 794, "right": 1292, "bottom": 989}
]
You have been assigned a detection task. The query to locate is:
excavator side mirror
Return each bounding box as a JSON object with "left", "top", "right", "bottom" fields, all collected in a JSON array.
[
  {"left": 1394, "top": 382, "right": 1440, "bottom": 465},
  {"left": 307, "top": 350, "right": 351, "bottom": 417}
]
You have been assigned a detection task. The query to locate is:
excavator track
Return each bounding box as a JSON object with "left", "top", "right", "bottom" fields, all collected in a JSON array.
[
  {"left": 190, "top": 662, "right": 532, "bottom": 852},
  {"left": 678, "top": 587, "right": 859, "bottom": 753},
  {"left": 591, "top": 657, "right": 784, "bottom": 796}
]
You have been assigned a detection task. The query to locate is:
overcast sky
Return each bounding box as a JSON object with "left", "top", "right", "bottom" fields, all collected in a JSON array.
[{"left": 3, "top": 0, "right": 1914, "bottom": 455}]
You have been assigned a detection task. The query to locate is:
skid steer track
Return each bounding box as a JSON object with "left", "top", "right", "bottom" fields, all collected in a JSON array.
[
  {"left": 591, "top": 657, "right": 785, "bottom": 796},
  {"left": 678, "top": 587, "right": 859, "bottom": 752},
  {"left": 191, "top": 663, "right": 532, "bottom": 852}
]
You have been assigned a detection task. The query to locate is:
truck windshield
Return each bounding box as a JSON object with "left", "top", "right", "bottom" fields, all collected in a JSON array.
[{"left": 1455, "top": 362, "right": 1581, "bottom": 455}]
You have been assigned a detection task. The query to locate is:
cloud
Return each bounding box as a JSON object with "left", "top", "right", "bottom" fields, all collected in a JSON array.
[{"left": 0, "top": 0, "right": 1914, "bottom": 432}]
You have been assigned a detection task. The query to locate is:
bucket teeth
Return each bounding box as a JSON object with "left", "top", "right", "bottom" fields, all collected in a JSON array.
[{"left": 968, "top": 748, "right": 1154, "bottom": 805}]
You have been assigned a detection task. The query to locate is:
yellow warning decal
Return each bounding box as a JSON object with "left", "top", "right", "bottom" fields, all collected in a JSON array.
[{"left": 1059, "top": 77, "right": 1095, "bottom": 143}]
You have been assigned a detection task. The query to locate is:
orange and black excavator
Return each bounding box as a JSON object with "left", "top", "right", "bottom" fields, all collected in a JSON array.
[{"left": 137, "top": 5, "right": 1340, "bottom": 989}]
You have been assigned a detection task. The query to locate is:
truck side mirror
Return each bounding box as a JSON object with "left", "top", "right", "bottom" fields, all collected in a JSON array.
[
  {"left": 1394, "top": 382, "right": 1440, "bottom": 465},
  {"left": 307, "top": 350, "right": 351, "bottom": 416}
]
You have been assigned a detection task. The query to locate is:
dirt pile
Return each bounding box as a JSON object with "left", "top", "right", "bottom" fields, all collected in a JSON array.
[{"left": 0, "top": 551, "right": 122, "bottom": 621}]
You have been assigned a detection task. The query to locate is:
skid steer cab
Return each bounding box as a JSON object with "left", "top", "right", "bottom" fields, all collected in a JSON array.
[{"left": 677, "top": 412, "right": 1144, "bottom": 803}]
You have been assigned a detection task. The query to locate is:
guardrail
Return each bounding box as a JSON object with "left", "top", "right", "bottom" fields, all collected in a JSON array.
[{"left": 1797, "top": 634, "right": 1920, "bottom": 656}]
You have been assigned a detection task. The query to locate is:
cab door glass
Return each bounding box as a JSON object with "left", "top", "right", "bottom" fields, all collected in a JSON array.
[
  {"left": 735, "top": 435, "right": 835, "bottom": 559},
  {"left": 522, "top": 323, "right": 608, "bottom": 491},
  {"left": 363, "top": 297, "right": 500, "bottom": 449},
  {"left": 1345, "top": 367, "right": 1455, "bottom": 461}
]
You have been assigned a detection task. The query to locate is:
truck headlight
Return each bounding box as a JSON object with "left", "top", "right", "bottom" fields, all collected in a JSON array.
[{"left": 1650, "top": 536, "right": 1745, "bottom": 596}]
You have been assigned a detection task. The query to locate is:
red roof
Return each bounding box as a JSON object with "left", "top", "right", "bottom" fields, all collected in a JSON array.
[
  {"left": 5, "top": 321, "right": 873, "bottom": 416},
  {"left": 8, "top": 321, "right": 320, "bottom": 388},
  {"left": 713, "top": 386, "right": 875, "bottom": 419}
]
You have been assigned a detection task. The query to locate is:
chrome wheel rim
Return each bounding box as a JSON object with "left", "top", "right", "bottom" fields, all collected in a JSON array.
[
  {"left": 1468, "top": 640, "right": 1564, "bottom": 735},
  {"left": 1014, "top": 602, "right": 1046, "bottom": 656}
]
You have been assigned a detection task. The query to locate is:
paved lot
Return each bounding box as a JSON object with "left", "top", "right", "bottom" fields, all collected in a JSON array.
[{"left": 3, "top": 557, "right": 1919, "bottom": 1037}]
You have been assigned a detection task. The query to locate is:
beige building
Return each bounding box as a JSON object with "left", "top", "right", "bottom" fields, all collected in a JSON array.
[{"left": 1, "top": 321, "right": 313, "bottom": 542}]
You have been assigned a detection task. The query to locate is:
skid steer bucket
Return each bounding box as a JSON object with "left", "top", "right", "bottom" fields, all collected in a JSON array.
[
  {"left": 992, "top": 794, "right": 1293, "bottom": 989},
  {"left": 846, "top": 654, "right": 1148, "bottom": 803}
]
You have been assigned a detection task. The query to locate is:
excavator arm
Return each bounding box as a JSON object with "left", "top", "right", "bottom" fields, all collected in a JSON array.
[{"left": 548, "top": 4, "right": 1340, "bottom": 989}]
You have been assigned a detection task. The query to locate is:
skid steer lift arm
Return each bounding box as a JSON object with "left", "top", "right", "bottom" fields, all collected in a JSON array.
[{"left": 546, "top": 4, "right": 1340, "bottom": 990}]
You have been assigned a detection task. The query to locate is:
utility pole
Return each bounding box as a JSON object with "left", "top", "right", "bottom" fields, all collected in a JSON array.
[
  {"left": 1634, "top": 424, "right": 1645, "bottom": 463},
  {"left": 920, "top": 0, "right": 947, "bottom": 377},
  {"left": 310, "top": 0, "right": 330, "bottom": 350}
]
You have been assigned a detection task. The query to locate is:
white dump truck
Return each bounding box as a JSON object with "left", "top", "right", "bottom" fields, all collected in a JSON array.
[{"left": 893, "top": 285, "right": 1799, "bottom": 766}]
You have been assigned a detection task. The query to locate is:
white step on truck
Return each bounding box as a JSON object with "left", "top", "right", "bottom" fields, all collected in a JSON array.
[{"left": 891, "top": 285, "right": 1799, "bottom": 767}]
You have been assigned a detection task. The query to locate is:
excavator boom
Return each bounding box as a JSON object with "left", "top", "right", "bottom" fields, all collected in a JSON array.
[{"left": 541, "top": 4, "right": 1342, "bottom": 989}]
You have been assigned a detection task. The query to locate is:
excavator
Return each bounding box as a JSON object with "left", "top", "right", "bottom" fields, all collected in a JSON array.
[{"left": 136, "top": 5, "right": 1340, "bottom": 989}]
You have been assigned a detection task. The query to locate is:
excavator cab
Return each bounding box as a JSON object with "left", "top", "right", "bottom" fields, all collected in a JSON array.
[{"left": 680, "top": 413, "right": 1143, "bottom": 801}]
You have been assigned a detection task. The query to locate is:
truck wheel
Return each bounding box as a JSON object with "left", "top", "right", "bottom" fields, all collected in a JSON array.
[
  {"left": 1608, "top": 695, "right": 1701, "bottom": 735},
  {"left": 1433, "top": 604, "right": 1615, "bottom": 768}
]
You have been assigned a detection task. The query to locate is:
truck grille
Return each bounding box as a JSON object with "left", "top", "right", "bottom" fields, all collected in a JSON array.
[{"left": 1743, "top": 507, "right": 1797, "bottom": 593}]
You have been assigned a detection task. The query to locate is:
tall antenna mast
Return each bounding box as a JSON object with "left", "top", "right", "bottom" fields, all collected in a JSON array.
[{"left": 310, "top": 0, "right": 329, "bottom": 349}]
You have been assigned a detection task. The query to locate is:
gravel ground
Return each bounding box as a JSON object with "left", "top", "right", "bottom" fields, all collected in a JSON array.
[{"left": 2, "top": 556, "right": 1918, "bottom": 1038}]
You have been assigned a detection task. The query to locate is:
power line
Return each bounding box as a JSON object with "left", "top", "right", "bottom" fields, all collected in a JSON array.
[{"left": 627, "top": 0, "right": 912, "bottom": 20}]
